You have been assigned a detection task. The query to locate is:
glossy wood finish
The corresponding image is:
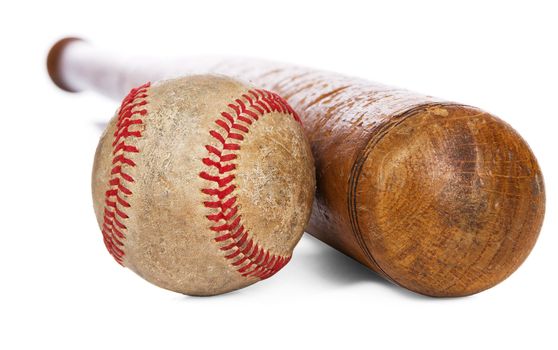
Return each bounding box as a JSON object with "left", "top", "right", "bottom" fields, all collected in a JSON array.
[{"left": 353, "top": 104, "right": 544, "bottom": 296}]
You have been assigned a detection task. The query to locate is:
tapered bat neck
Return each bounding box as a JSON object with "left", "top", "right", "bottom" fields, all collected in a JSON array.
[
  {"left": 48, "top": 39, "right": 160, "bottom": 98},
  {"left": 47, "top": 38, "right": 372, "bottom": 100}
]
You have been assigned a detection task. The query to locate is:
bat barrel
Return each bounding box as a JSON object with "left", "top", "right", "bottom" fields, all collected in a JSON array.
[{"left": 350, "top": 103, "right": 544, "bottom": 296}]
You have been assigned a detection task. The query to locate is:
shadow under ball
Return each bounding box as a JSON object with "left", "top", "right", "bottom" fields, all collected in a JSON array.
[{"left": 47, "top": 38, "right": 546, "bottom": 297}]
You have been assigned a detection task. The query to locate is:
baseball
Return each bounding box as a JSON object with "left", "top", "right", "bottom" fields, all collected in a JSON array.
[{"left": 91, "top": 75, "right": 315, "bottom": 295}]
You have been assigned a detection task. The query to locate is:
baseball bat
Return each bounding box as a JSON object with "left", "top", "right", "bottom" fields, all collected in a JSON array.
[{"left": 47, "top": 38, "right": 545, "bottom": 297}]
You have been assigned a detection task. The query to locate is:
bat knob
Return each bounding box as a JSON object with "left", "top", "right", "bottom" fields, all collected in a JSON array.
[
  {"left": 354, "top": 104, "right": 545, "bottom": 296},
  {"left": 47, "top": 37, "right": 84, "bottom": 93}
]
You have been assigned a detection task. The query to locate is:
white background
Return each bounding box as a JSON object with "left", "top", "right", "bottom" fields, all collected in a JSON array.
[{"left": 1, "top": 1, "right": 556, "bottom": 349}]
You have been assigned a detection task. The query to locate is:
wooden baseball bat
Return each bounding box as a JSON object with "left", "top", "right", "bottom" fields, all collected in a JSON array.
[{"left": 48, "top": 38, "right": 545, "bottom": 297}]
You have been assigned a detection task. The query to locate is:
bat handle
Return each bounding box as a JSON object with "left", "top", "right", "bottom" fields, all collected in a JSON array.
[{"left": 47, "top": 37, "right": 156, "bottom": 99}]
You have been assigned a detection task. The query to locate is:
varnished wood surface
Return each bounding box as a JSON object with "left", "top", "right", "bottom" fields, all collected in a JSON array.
[
  {"left": 213, "top": 62, "right": 545, "bottom": 296},
  {"left": 353, "top": 104, "right": 544, "bottom": 296}
]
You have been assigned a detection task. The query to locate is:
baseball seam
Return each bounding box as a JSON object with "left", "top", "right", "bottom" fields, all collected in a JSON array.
[
  {"left": 101, "top": 82, "right": 150, "bottom": 265},
  {"left": 200, "top": 89, "right": 301, "bottom": 279}
]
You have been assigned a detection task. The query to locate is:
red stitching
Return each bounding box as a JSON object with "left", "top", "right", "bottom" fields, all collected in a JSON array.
[
  {"left": 101, "top": 82, "right": 150, "bottom": 265},
  {"left": 200, "top": 89, "right": 300, "bottom": 279}
]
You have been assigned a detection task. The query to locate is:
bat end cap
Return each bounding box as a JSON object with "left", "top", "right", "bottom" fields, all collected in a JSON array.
[
  {"left": 354, "top": 104, "right": 545, "bottom": 297},
  {"left": 47, "top": 37, "right": 84, "bottom": 93}
]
